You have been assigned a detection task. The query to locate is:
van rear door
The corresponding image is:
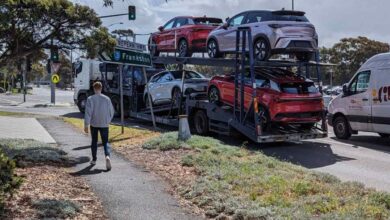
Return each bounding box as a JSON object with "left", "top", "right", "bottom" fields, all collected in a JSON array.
[{"left": 371, "top": 68, "right": 390, "bottom": 133}]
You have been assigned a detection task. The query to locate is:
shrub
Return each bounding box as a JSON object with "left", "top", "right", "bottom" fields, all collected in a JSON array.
[
  {"left": 32, "top": 199, "right": 80, "bottom": 218},
  {"left": 0, "top": 150, "right": 22, "bottom": 213},
  {"left": 0, "top": 139, "right": 67, "bottom": 166}
]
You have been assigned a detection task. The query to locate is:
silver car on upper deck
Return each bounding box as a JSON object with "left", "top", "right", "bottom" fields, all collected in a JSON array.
[{"left": 207, "top": 10, "right": 318, "bottom": 61}]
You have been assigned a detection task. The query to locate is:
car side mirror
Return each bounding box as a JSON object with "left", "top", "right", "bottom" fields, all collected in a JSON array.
[
  {"left": 158, "top": 26, "right": 164, "bottom": 32},
  {"left": 222, "top": 23, "right": 229, "bottom": 29},
  {"left": 342, "top": 84, "right": 348, "bottom": 95}
]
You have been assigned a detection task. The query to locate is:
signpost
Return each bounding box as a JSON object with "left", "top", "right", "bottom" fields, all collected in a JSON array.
[{"left": 99, "top": 46, "right": 154, "bottom": 133}]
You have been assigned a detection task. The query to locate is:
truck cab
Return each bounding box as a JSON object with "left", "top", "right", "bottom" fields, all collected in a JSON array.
[{"left": 328, "top": 53, "right": 390, "bottom": 139}]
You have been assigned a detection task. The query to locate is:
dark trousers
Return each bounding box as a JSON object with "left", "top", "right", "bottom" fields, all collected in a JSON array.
[{"left": 90, "top": 126, "right": 110, "bottom": 161}]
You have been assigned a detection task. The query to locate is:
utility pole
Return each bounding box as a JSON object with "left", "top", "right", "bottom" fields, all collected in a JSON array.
[
  {"left": 22, "top": 58, "right": 27, "bottom": 102},
  {"left": 292, "top": 0, "right": 295, "bottom": 10}
]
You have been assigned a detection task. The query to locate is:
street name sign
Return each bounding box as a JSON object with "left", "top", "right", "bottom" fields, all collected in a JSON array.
[{"left": 99, "top": 47, "right": 152, "bottom": 67}]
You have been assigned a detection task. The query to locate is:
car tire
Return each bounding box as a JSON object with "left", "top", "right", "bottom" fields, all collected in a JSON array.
[
  {"left": 258, "top": 105, "right": 270, "bottom": 132},
  {"left": 296, "top": 52, "right": 313, "bottom": 62},
  {"left": 172, "top": 87, "right": 182, "bottom": 106},
  {"left": 379, "top": 133, "right": 390, "bottom": 138},
  {"left": 77, "top": 94, "right": 87, "bottom": 113},
  {"left": 208, "top": 86, "right": 221, "bottom": 105},
  {"left": 178, "top": 39, "right": 192, "bottom": 57},
  {"left": 254, "top": 38, "right": 271, "bottom": 61},
  {"left": 333, "top": 116, "right": 352, "bottom": 139},
  {"left": 149, "top": 40, "right": 160, "bottom": 57},
  {"left": 207, "top": 39, "right": 222, "bottom": 58},
  {"left": 193, "top": 110, "right": 209, "bottom": 135}
]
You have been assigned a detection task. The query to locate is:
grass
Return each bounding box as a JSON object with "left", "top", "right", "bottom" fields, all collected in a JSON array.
[
  {"left": 0, "top": 139, "right": 68, "bottom": 167},
  {"left": 143, "top": 132, "right": 390, "bottom": 219},
  {"left": 63, "top": 117, "right": 158, "bottom": 147},
  {"left": 0, "top": 111, "right": 29, "bottom": 117}
]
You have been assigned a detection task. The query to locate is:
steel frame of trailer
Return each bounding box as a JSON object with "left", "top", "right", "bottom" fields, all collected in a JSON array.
[{"left": 130, "top": 27, "right": 328, "bottom": 143}]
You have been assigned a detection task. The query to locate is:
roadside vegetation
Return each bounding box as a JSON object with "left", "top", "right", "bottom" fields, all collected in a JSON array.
[
  {"left": 64, "top": 118, "right": 390, "bottom": 219},
  {"left": 0, "top": 139, "right": 107, "bottom": 219},
  {"left": 144, "top": 132, "right": 390, "bottom": 219}
]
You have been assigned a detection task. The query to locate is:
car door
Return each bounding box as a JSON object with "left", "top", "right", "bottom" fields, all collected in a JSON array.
[
  {"left": 155, "top": 72, "right": 175, "bottom": 103},
  {"left": 147, "top": 73, "right": 163, "bottom": 102},
  {"left": 371, "top": 68, "right": 390, "bottom": 133},
  {"left": 160, "top": 19, "right": 176, "bottom": 50},
  {"left": 167, "top": 18, "right": 188, "bottom": 50},
  {"left": 218, "top": 13, "right": 247, "bottom": 52},
  {"left": 344, "top": 70, "right": 372, "bottom": 131}
]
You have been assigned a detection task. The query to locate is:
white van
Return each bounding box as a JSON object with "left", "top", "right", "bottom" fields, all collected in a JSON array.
[{"left": 328, "top": 53, "right": 390, "bottom": 139}]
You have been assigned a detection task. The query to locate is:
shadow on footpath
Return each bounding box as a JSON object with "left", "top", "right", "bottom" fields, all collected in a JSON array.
[
  {"left": 70, "top": 164, "right": 108, "bottom": 176},
  {"left": 330, "top": 136, "right": 390, "bottom": 153}
]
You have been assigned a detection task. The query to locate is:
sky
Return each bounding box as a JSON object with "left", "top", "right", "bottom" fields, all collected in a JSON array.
[{"left": 72, "top": 0, "right": 390, "bottom": 47}]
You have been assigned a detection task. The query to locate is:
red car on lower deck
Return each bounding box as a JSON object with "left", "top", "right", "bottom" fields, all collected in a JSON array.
[
  {"left": 208, "top": 67, "right": 324, "bottom": 129},
  {"left": 148, "top": 16, "right": 222, "bottom": 57}
]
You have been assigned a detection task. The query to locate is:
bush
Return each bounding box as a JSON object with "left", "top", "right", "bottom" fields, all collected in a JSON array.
[
  {"left": 32, "top": 199, "right": 80, "bottom": 218},
  {"left": 0, "top": 139, "right": 67, "bottom": 166},
  {"left": 0, "top": 150, "right": 22, "bottom": 213}
]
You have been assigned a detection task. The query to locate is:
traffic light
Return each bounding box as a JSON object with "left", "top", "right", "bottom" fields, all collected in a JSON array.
[
  {"left": 51, "top": 47, "right": 59, "bottom": 63},
  {"left": 128, "top": 5, "right": 136, "bottom": 20}
]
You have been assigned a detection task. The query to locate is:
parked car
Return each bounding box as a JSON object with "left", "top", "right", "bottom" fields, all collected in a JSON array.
[
  {"left": 208, "top": 67, "right": 323, "bottom": 130},
  {"left": 144, "top": 70, "right": 209, "bottom": 107},
  {"left": 149, "top": 16, "right": 223, "bottom": 57},
  {"left": 207, "top": 10, "right": 318, "bottom": 61},
  {"left": 328, "top": 53, "right": 390, "bottom": 139}
]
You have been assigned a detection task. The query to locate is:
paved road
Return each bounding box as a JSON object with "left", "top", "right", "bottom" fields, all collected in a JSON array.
[{"left": 39, "top": 118, "right": 200, "bottom": 220}]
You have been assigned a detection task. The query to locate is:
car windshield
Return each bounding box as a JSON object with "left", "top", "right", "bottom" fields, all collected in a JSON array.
[
  {"left": 171, "top": 71, "right": 204, "bottom": 79},
  {"left": 281, "top": 82, "right": 318, "bottom": 94},
  {"left": 193, "top": 18, "right": 223, "bottom": 25}
]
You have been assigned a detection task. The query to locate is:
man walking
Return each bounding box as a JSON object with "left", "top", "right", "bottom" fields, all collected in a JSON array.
[{"left": 84, "top": 82, "right": 115, "bottom": 170}]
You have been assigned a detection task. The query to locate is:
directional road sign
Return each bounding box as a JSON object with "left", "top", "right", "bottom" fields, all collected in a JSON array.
[
  {"left": 99, "top": 47, "right": 152, "bottom": 67},
  {"left": 51, "top": 73, "right": 60, "bottom": 84}
]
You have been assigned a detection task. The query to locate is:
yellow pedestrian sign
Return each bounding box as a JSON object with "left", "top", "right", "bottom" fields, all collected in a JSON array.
[{"left": 51, "top": 74, "right": 60, "bottom": 84}]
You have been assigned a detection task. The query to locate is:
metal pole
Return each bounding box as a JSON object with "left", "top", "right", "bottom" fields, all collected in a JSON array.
[
  {"left": 119, "top": 64, "right": 125, "bottom": 134},
  {"left": 292, "top": 0, "right": 295, "bottom": 10},
  {"left": 22, "top": 58, "right": 27, "bottom": 102},
  {"left": 50, "top": 39, "right": 55, "bottom": 104},
  {"left": 70, "top": 48, "right": 73, "bottom": 90},
  {"left": 143, "top": 67, "right": 157, "bottom": 129},
  {"left": 178, "top": 65, "right": 185, "bottom": 115}
]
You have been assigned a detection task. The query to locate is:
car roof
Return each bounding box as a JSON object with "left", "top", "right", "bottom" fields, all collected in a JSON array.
[
  {"left": 359, "top": 52, "right": 390, "bottom": 70},
  {"left": 236, "top": 10, "right": 306, "bottom": 16},
  {"left": 253, "top": 67, "right": 311, "bottom": 83},
  {"left": 173, "top": 16, "right": 222, "bottom": 20}
]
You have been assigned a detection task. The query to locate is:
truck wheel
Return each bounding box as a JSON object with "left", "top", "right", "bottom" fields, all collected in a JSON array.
[
  {"left": 193, "top": 110, "right": 209, "bottom": 135},
  {"left": 333, "top": 116, "right": 351, "bottom": 139},
  {"left": 379, "top": 133, "right": 389, "bottom": 138},
  {"left": 77, "top": 94, "right": 87, "bottom": 113}
]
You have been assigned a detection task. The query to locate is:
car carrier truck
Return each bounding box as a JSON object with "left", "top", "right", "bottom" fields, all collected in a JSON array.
[{"left": 73, "top": 27, "right": 328, "bottom": 143}]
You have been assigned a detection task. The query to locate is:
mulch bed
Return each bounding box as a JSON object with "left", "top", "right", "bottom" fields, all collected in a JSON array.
[{"left": 3, "top": 165, "right": 108, "bottom": 220}]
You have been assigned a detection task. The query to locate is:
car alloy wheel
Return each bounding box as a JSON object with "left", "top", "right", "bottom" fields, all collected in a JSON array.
[
  {"left": 208, "top": 86, "right": 220, "bottom": 104},
  {"left": 208, "top": 40, "right": 217, "bottom": 58},
  {"left": 258, "top": 105, "right": 269, "bottom": 131},
  {"left": 178, "top": 40, "right": 189, "bottom": 57},
  {"left": 254, "top": 38, "right": 270, "bottom": 61}
]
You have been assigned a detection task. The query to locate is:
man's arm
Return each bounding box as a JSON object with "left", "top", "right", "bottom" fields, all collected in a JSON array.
[
  {"left": 109, "top": 98, "right": 115, "bottom": 121},
  {"left": 84, "top": 98, "right": 93, "bottom": 133}
]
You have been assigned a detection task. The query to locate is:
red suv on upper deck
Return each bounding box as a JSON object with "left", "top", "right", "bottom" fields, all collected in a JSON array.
[
  {"left": 149, "top": 16, "right": 223, "bottom": 57},
  {"left": 208, "top": 67, "right": 324, "bottom": 130}
]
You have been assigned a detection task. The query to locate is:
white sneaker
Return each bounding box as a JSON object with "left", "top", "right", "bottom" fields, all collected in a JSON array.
[
  {"left": 106, "top": 156, "right": 111, "bottom": 170},
  {"left": 90, "top": 160, "right": 96, "bottom": 166}
]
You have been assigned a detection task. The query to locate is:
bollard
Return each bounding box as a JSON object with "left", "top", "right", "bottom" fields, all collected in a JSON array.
[{"left": 178, "top": 115, "right": 191, "bottom": 141}]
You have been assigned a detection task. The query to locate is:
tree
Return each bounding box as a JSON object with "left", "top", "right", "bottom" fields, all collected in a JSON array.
[
  {"left": 0, "top": 0, "right": 116, "bottom": 65},
  {"left": 321, "top": 37, "right": 390, "bottom": 85}
]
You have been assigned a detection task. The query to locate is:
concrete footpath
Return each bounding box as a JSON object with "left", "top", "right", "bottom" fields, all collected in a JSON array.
[
  {"left": 0, "top": 116, "right": 55, "bottom": 143},
  {"left": 37, "top": 118, "right": 200, "bottom": 220}
]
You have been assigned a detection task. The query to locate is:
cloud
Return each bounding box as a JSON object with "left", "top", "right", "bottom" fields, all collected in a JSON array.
[{"left": 72, "top": 0, "right": 390, "bottom": 47}]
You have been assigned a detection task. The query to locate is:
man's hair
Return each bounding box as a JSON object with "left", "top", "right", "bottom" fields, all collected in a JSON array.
[{"left": 93, "top": 81, "right": 102, "bottom": 90}]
